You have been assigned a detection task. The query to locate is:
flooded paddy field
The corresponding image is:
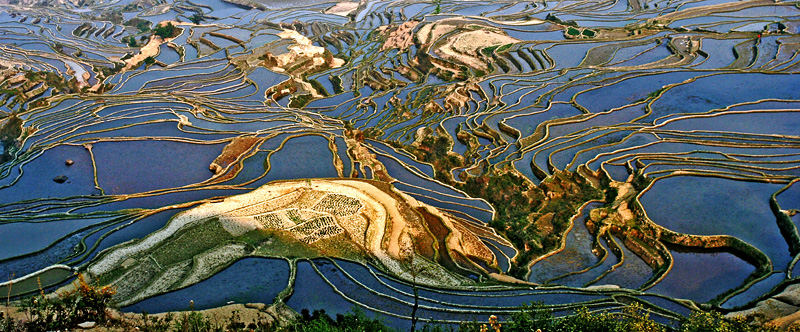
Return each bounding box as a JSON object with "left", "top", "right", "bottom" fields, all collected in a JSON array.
[{"left": 0, "top": 0, "right": 799, "bottom": 328}]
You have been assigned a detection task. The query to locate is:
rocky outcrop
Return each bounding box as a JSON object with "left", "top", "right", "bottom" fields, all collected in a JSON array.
[{"left": 729, "top": 284, "right": 800, "bottom": 329}]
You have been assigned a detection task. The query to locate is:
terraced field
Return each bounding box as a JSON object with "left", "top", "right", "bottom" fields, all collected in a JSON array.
[{"left": 0, "top": 0, "right": 799, "bottom": 328}]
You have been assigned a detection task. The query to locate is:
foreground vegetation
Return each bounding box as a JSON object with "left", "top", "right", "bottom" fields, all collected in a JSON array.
[{"left": 1, "top": 277, "right": 793, "bottom": 331}]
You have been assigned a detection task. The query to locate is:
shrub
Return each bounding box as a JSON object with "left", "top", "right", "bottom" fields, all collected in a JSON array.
[
  {"left": 153, "top": 22, "right": 177, "bottom": 39},
  {"left": 496, "top": 43, "right": 513, "bottom": 53},
  {"left": 122, "top": 35, "right": 137, "bottom": 47},
  {"left": 1, "top": 311, "right": 21, "bottom": 332},
  {"left": 681, "top": 311, "right": 764, "bottom": 332},
  {"left": 189, "top": 13, "right": 204, "bottom": 24},
  {"left": 18, "top": 274, "right": 115, "bottom": 331},
  {"left": 567, "top": 27, "right": 581, "bottom": 36},
  {"left": 281, "top": 309, "right": 394, "bottom": 332},
  {"left": 2, "top": 290, "right": 789, "bottom": 331},
  {"left": 125, "top": 18, "right": 151, "bottom": 32}
]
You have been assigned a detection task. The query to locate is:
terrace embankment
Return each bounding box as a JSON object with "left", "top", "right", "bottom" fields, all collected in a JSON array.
[
  {"left": 86, "top": 178, "right": 512, "bottom": 306},
  {"left": 399, "top": 127, "right": 775, "bottom": 289},
  {"left": 728, "top": 179, "right": 800, "bottom": 328},
  {"left": 233, "top": 29, "right": 345, "bottom": 106},
  {"left": 208, "top": 135, "right": 264, "bottom": 181},
  {"left": 0, "top": 68, "right": 110, "bottom": 111},
  {"left": 583, "top": 171, "right": 772, "bottom": 298},
  {"left": 324, "top": 1, "right": 360, "bottom": 17},
  {"left": 400, "top": 129, "right": 603, "bottom": 279},
  {"left": 380, "top": 18, "right": 524, "bottom": 80}
]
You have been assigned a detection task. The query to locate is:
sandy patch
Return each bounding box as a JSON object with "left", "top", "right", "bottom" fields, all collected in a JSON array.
[
  {"left": 124, "top": 36, "right": 162, "bottom": 70},
  {"left": 325, "top": 1, "right": 359, "bottom": 16}
]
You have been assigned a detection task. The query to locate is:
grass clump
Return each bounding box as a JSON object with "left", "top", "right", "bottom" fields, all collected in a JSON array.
[{"left": 189, "top": 13, "right": 205, "bottom": 24}]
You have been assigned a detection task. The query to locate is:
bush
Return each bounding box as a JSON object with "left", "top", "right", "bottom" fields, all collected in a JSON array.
[
  {"left": 1, "top": 311, "right": 21, "bottom": 331},
  {"left": 281, "top": 309, "right": 394, "bottom": 332},
  {"left": 189, "top": 13, "right": 204, "bottom": 24},
  {"left": 125, "top": 18, "right": 151, "bottom": 32},
  {"left": 681, "top": 311, "right": 765, "bottom": 332},
  {"left": 153, "top": 22, "right": 177, "bottom": 39},
  {"left": 18, "top": 274, "right": 115, "bottom": 331},
  {"left": 122, "top": 35, "right": 137, "bottom": 47},
  {"left": 567, "top": 27, "right": 580, "bottom": 36},
  {"left": 3, "top": 296, "right": 789, "bottom": 331},
  {"left": 495, "top": 303, "right": 663, "bottom": 332}
]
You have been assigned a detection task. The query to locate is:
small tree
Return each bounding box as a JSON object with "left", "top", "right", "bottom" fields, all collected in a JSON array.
[
  {"left": 189, "top": 13, "right": 204, "bottom": 24},
  {"left": 400, "top": 240, "right": 429, "bottom": 332}
]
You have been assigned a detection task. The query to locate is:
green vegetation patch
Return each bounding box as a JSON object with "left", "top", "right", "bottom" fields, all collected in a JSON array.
[
  {"left": 153, "top": 22, "right": 179, "bottom": 39},
  {"left": 481, "top": 45, "right": 499, "bottom": 56},
  {"left": 189, "top": 13, "right": 205, "bottom": 24},
  {"left": 255, "top": 230, "right": 367, "bottom": 261},
  {"left": 329, "top": 75, "right": 343, "bottom": 94},
  {"left": 405, "top": 130, "right": 602, "bottom": 278},
  {"left": 289, "top": 94, "right": 313, "bottom": 108},
  {"left": 307, "top": 78, "right": 330, "bottom": 97},
  {"left": 406, "top": 134, "right": 463, "bottom": 182},
  {"left": 253, "top": 229, "right": 321, "bottom": 258},
  {"left": 121, "top": 35, "right": 138, "bottom": 47},
  {"left": 496, "top": 43, "right": 513, "bottom": 53},
  {"left": 124, "top": 18, "right": 151, "bottom": 32},
  {"left": 150, "top": 219, "right": 233, "bottom": 267},
  {"left": 8, "top": 275, "right": 115, "bottom": 332},
  {"left": 567, "top": 27, "right": 581, "bottom": 36}
]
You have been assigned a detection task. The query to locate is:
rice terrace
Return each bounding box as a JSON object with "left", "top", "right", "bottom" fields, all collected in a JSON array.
[{"left": 0, "top": 0, "right": 799, "bottom": 330}]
